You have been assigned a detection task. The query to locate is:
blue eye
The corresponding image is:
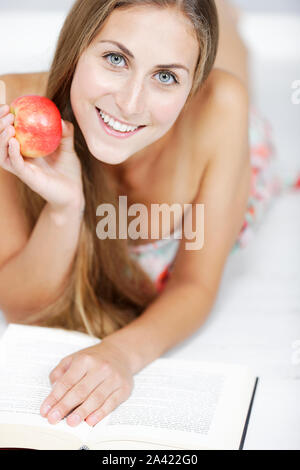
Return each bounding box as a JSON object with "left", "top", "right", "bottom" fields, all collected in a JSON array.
[
  {"left": 105, "top": 53, "right": 126, "bottom": 67},
  {"left": 103, "top": 52, "right": 179, "bottom": 86},
  {"left": 155, "top": 71, "right": 178, "bottom": 85}
]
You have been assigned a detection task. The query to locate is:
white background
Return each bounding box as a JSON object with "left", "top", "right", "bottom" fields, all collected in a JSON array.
[{"left": 0, "top": 0, "right": 299, "bottom": 450}]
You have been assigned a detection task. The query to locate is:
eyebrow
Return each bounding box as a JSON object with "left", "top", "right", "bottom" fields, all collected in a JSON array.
[{"left": 98, "top": 39, "right": 190, "bottom": 74}]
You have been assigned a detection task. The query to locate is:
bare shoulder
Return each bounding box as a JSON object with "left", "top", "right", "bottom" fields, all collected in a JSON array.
[
  {"left": 0, "top": 71, "right": 49, "bottom": 104},
  {"left": 196, "top": 68, "right": 249, "bottom": 114},
  {"left": 190, "top": 68, "right": 249, "bottom": 162},
  {"left": 208, "top": 68, "right": 249, "bottom": 105}
]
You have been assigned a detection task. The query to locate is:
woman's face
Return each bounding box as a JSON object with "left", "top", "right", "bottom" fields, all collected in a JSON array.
[{"left": 70, "top": 5, "right": 199, "bottom": 167}]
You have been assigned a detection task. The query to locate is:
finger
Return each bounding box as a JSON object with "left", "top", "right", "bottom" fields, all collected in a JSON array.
[
  {"left": 40, "top": 358, "right": 85, "bottom": 419},
  {"left": 8, "top": 137, "right": 25, "bottom": 173},
  {"left": 0, "top": 127, "right": 15, "bottom": 171},
  {"left": 49, "top": 355, "right": 73, "bottom": 385},
  {"left": 48, "top": 373, "right": 104, "bottom": 426},
  {"left": 8, "top": 140, "right": 49, "bottom": 183},
  {"left": 85, "top": 388, "right": 126, "bottom": 427},
  {"left": 0, "top": 105, "right": 10, "bottom": 119},
  {"left": 0, "top": 112, "right": 14, "bottom": 132},
  {"left": 0, "top": 80, "right": 6, "bottom": 105},
  {"left": 59, "top": 119, "right": 75, "bottom": 154},
  {"left": 66, "top": 376, "right": 117, "bottom": 427}
]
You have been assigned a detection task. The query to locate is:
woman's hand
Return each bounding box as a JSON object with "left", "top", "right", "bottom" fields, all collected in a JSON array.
[
  {"left": 39, "top": 340, "right": 134, "bottom": 427},
  {"left": 0, "top": 80, "right": 85, "bottom": 211}
]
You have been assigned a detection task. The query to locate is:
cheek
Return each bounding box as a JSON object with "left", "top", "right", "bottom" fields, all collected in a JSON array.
[
  {"left": 150, "top": 95, "right": 186, "bottom": 126},
  {"left": 70, "top": 55, "right": 114, "bottom": 108},
  {"left": 71, "top": 71, "right": 101, "bottom": 108}
]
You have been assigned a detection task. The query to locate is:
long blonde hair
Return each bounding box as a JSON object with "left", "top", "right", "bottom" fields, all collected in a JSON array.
[{"left": 17, "top": 0, "right": 219, "bottom": 338}]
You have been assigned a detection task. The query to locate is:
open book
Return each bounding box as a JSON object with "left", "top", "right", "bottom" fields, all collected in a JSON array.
[{"left": 0, "top": 324, "right": 258, "bottom": 450}]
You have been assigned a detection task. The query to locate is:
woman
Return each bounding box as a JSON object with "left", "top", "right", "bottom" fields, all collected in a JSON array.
[{"left": 0, "top": 0, "right": 282, "bottom": 428}]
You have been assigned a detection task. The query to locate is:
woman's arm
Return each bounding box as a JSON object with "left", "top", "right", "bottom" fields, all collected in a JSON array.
[
  {"left": 104, "top": 71, "right": 251, "bottom": 374},
  {"left": 0, "top": 200, "right": 84, "bottom": 323},
  {"left": 0, "top": 75, "right": 84, "bottom": 323}
]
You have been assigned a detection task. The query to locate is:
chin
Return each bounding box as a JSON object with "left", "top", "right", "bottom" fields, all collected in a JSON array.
[{"left": 85, "top": 136, "right": 130, "bottom": 165}]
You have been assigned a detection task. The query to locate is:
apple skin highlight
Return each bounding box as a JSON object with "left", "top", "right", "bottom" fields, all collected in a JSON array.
[{"left": 10, "top": 95, "right": 62, "bottom": 158}]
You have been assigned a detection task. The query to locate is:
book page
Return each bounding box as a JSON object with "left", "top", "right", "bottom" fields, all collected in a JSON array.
[
  {"left": 0, "top": 324, "right": 102, "bottom": 448},
  {"left": 0, "top": 325, "right": 256, "bottom": 450},
  {"left": 90, "top": 359, "right": 256, "bottom": 450}
]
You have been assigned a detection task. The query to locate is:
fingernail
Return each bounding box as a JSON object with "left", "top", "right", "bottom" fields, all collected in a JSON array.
[
  {"left": 41, "top": 404, "right": 52, "bottom": 416},
  {"left": 87, "top": 414, "right": 100, "bottom": 427},
  {"left": 67, "top": 414, "right": 81, "bottom": 426},
  {"left": 48, "top": 409, "right": 61, "bottom": 424}
]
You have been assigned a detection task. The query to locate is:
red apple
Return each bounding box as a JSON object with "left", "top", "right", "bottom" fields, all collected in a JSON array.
[{"left": 10, "top": 95, "right": 62, "bottom": 158}]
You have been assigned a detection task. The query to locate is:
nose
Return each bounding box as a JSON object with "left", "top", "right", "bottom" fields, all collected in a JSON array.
[{"left": 115, "top": 76, "right": 146, "bottom": 121}]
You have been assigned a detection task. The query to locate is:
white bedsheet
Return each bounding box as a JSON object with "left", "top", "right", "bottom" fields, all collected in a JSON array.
[{"left": 0, "top": 10, "right": 299, "bottom": 449}]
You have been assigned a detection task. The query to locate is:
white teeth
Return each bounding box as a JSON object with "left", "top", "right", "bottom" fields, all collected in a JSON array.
[
  {"left": 99, "top": 109, "right": 138, "bottom": 133},
  {"left": 113, "top": 121, "right": 122, "bottom": 131}
]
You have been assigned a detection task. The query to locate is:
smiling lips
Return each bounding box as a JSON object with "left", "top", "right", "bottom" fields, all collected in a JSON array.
[{"left": 96, "top": 107, "right": 146, "bottom": 139}]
